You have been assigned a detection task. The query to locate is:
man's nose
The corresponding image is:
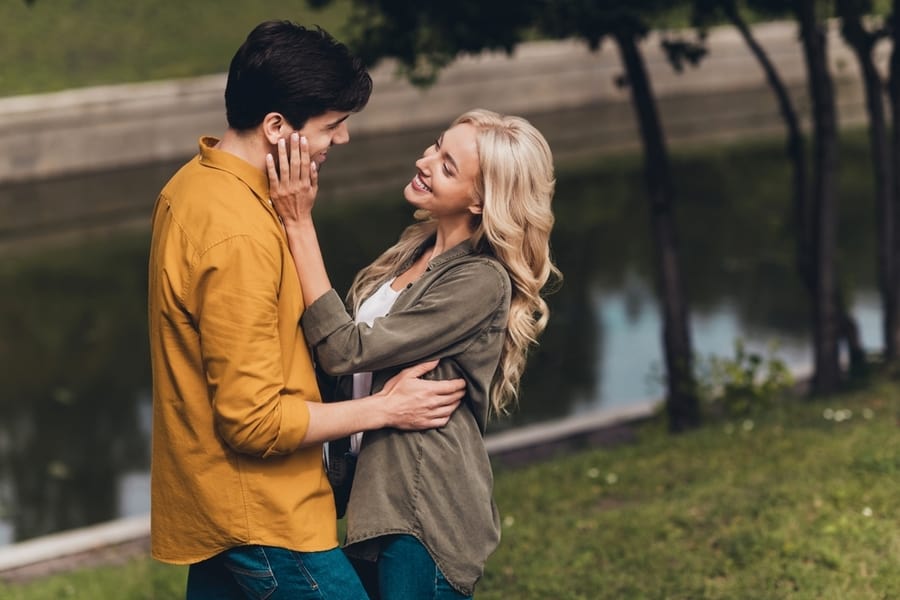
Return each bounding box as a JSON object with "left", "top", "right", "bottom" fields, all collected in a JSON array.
[{"left": 333, "top": 122, "right": 350, "bottom": 145}]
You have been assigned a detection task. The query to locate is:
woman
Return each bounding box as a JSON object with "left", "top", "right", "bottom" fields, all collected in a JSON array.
[{"left": 268, "top": 109, "right": 560, "bottom": 598}]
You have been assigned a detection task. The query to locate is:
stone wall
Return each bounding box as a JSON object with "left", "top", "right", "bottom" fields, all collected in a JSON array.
[{"left": 0, "top": 20, "right": 887, "bottom": 186}]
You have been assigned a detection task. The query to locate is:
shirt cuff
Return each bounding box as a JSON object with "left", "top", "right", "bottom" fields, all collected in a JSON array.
[
  {"left": 300, "top": 289, "right": 351, "bottom": 345},
  {"left": 264, "top": 395, "right": 312, "bottom": 457}
]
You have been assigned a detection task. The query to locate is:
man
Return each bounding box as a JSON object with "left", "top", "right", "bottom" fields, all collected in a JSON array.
[{"left": 147, "top": 21, "right": 464, "bottom": 599}]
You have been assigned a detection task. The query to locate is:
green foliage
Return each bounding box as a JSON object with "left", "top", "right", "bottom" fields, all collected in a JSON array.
[
  {"left": 328, "top": 0, "right": 697, "bottom": 85},
  {"left": 695, "top": 339, "right": 794, "bottom": 418},
  {"left": 336, "top": 0, "right": 540, "bottom": 85}
]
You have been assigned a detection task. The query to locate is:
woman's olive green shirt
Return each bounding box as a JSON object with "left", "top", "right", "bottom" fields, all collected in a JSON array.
[{"left": 301, "top": 240, "right": 511, "bottom": 596}]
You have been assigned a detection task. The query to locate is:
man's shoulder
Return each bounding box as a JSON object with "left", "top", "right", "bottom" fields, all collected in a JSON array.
[
  {"left": 161, "top": 154, "right": 239, "bottom": 201},
  {"left": 160, "top": 158, "right": 273, "bottom": 244}
]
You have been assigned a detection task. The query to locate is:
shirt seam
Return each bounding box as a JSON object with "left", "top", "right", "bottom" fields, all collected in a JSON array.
[{"left": 182, "top": 231, "right": 280, "bottom": 309}]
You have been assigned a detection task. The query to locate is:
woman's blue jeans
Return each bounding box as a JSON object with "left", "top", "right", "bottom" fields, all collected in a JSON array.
[
  {"left": 377, "top": 535, "right": 472, "bottom": 600},
  {"left": 186, "top": 545, "right": 369, "bottom": 600}
]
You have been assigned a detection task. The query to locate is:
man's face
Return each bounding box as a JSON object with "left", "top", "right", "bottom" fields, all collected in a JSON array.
[{"left": 289, "top": 110, "right": 352, "bottom": 170}]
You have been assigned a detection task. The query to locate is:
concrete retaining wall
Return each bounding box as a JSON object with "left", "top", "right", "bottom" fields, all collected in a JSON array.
[
  {"left": 0, "top": 20, "right": 888, "bottom": 186},
  {"left": 0, "top": 401, "right": 660, "bottom": 583}
]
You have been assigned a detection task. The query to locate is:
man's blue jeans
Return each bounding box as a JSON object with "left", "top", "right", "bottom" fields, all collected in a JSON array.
[
  {"left": 186, "top": 545, "right": 369, "bottom": 600},
  {"left": 377, "top": 535, "right": 472, "bottom": 600}
]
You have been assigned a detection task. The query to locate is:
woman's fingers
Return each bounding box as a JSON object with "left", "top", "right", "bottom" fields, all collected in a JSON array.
[
  {"left": 267, "top": 134, "right": 318, "bottom": 223},
  {"left": 277, "top": 137, "right": 290, "bottom": 184},
  {"left": 265, "top": 153, "right": 278, "bottom": 190},
  {"left": 291, "top": 134, "right": 302, "bottom": 184}
]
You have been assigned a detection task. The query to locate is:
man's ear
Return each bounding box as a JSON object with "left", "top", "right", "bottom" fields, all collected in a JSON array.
[{"left": 262, "top": 112, "right": 287, "bottom": 146}]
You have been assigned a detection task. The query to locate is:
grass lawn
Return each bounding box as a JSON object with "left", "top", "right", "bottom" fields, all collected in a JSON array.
[
  {"left": 3, "top": 377, "right": 900, "bottom": 599},
  {"left": 0, "top": 0, "right": 351, "bottom": 97}
]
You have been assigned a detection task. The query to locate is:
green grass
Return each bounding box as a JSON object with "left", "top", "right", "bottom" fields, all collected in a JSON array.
[
  {"left": 5, "top": 379, "right": 900, "bottom": 599},
  {"left": 0, "top": 0, "right": 351, "bottom": 97},
  {"left": 482, "top": 380, "right": 900, "bottom": 599}
]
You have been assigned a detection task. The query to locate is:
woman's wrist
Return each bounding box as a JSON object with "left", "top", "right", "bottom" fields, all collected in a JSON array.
[{"left": 282, "top": 215, "right": 315, "bottom": 236}]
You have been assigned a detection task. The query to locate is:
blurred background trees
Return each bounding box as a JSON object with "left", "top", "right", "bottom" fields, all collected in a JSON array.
[{"left": 10, "top": 0, "right": 900, "bottom": 433}]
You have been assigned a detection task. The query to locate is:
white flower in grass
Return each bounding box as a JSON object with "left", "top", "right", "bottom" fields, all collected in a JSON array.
[
  {"left": 823, "top": 408, "right": 834, "bottom": 420},
  {"left": 587, "top": 468, "right": 600, "bottom": 479},
  {"left": 742, "top": 419, "right": 754, "bottom": 431},
  {"left": 605, "top": 472, "right": 618, "bottom": 485},
  {"left": 862, "top": 507, "right": 873, "bottom": 517},
  {"left": 834, "top": 409, "right": 852, "bottom": 423},
  {"left": 503, "top": 515, "right": 515, "bottom": 527}
]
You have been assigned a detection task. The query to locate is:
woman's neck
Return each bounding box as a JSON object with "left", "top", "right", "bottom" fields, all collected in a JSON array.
[{"left": 430, "top": 217, "right": 474, "bottom": 260}]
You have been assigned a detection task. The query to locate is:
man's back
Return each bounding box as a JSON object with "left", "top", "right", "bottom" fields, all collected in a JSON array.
[{"left": 148, "top": 137, "right": 336, "bottom": 565}]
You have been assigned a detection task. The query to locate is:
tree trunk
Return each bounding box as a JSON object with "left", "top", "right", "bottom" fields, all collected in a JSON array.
[
  {"left": 888, "top": 1, "right": 900, "bottom": 361},
  {"left": 796, "top": 0, "right": 842, "bottom": 393},
  {"left": 728, "top": 2, "right": 865, "bottom": 376},
  {"left": 723, "top": 3, "right": 812, "bottom": 280},
  {"left": 614, "top": 29, "right": 700, "bottom": 432},
  {"left": 839, "top": 3, "right": 892, "bottom": 368}
]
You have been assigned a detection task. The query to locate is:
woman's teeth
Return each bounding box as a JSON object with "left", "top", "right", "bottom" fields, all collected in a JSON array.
[{"left": 414, "top": 174, "right": 432, "bottom": 192}]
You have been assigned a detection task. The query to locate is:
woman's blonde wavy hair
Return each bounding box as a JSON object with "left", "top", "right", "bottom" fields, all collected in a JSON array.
[{"left": 347, "top": 109, "right": 561, "bottom": 416}]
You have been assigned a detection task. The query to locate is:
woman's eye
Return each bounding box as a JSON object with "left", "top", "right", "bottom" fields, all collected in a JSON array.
[{"left": 442, "top": 164, "right": 452, "bottom": 177}]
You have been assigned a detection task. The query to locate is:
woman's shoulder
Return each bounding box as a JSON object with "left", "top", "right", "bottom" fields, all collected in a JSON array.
[
  {"left": 447, "top": 251, "right": 508, "bottom": 278},
  {"left": 441, "top": 253, "right": 511, "bottom": 304}
]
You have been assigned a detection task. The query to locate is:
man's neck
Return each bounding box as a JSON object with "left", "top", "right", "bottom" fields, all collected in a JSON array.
[{"left": 216, "top": 128, "right": 268, "bottom": 172}]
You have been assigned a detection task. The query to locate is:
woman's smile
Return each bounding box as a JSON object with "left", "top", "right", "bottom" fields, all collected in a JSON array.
[{"left": 410, "top": 172, "right": 432, "bottom": 193}]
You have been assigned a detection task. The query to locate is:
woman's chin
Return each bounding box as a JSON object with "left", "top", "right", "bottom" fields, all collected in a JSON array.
[{"left": 403, "top": 184, "right": 421, "bottom": 205}]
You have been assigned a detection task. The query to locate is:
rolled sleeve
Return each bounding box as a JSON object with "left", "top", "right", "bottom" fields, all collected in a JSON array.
[
  {"left": 265, "top": 396, "right": 311, "bottom": 457},
  {"left": 302, "top": 289, "right": 353, "bottom": 346}
]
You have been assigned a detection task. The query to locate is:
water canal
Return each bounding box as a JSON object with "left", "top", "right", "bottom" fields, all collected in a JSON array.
[{"left": 0, "top": 121, "right": 883, "bottom": 545}]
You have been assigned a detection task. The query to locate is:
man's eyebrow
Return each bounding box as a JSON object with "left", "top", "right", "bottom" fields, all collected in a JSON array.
[{"left": 327, "top": 114, "right": 350, "bottom": 128}]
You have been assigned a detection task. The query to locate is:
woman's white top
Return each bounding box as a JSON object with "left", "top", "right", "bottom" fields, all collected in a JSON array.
[{"left": 348, "top": 279, "right": 402, "bottom": 454}]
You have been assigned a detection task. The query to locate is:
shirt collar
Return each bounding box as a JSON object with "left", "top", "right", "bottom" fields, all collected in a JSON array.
[
  {"left": 197, "top": 136, "right": 270, "bottom": 206},
  {"left": 429, "top": 238, "right": 476, "bottom": 268},
  {"left": 406, "top": 234, "right": 477, "bottom": 272}
]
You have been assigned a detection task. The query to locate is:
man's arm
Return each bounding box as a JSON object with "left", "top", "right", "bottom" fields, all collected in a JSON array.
[{"left": 299, "top": 360, "right": 464, "bottom": 447}]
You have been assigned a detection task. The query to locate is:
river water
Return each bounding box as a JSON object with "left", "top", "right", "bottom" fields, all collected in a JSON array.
[{"left": 0, "top": 124, "right": 882, "bottom": 545}]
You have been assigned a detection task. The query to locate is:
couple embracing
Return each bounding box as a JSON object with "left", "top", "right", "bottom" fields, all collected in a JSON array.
[{"left": 148, "top": 19, "right": 559, "bottom": 600}]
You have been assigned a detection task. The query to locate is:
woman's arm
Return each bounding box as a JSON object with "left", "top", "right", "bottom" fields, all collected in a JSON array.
[
  {"left": 268, "top": 133, "right": 509, "bottom": 376},
  {"left": 300, "top": 360, "right": 464, "bottom": 446},
  {"left": 302, "top": 261, "right": 509, "bottom": 376},
  {"left": 266, "top": 133, "right": 332, "bottom": 307}
]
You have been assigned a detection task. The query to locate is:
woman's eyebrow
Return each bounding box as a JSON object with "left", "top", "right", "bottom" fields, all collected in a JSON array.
[{"left": 443, "top": 151, "right": 459, "bottom": 172}]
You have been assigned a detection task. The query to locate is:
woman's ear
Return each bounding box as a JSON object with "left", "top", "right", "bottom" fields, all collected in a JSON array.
[
  {"left": 468, "top": 203, "right": 483, "bottom": 215},
  {"left": 262, "top": 112, "right": 286, "bottom": 146}
]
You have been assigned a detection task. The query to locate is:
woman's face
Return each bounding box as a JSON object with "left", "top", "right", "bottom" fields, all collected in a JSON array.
[{"left": 404, "top": 123, "right": 482, "bottom": 219}]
